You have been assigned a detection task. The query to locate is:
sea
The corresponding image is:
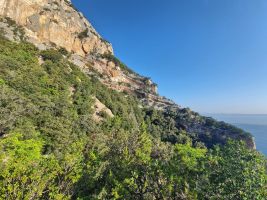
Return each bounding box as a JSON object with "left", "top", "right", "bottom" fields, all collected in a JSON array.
[{"left": 205, "top": 114, "right": 267, "bottom": 156}]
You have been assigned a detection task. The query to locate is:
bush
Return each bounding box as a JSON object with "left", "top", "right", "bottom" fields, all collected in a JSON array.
[
  {"left": 40, "top": 49, "right": 63, "bottom": 62},
  {"left": 98, "top": 110, "right": 109, "bottom": 118},
  {"left": 78, "top": 28, "right": 88, "bottom": 40},
  {"left": 58, "top": 47, "right": 69, "bottom": 56},
  {"left": 0, "top": 78, "right": 5, "bottom": 85}
]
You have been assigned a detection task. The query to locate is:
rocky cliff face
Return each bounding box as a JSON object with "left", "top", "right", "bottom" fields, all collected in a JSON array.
[
  {"left": 0, "top": 0, "right": 112, "bottom": 56},
  {"left": 0, "top": 0, "right": 165, "bottom": 108}
]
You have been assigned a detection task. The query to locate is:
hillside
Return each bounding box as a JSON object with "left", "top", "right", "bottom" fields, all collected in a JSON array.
[
  {"left": 0, "top": 0, "right": 255, "bottom": 148},
  {"left": 0, "top": 0, "right": 266, "bottom": 199}
]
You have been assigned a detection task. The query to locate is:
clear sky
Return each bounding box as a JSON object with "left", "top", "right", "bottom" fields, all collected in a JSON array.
[{"left": 72, "top": 0, "right": 267, "bottom": 114}]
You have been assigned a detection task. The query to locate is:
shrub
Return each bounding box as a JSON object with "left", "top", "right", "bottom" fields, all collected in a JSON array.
[
  {"left": 0, "top": 78, "right": 5, "bottom": 85},
  {"left": 58, "top": 47, "right": 69, "bottom": 56},
  {"left": 78, "top": 28, "right": 88, "bottom": 40},
  {"left": 5, "top": 17, "right": 16, "bottom": 27},
  {"left": 98, "top": 110, "right": 109, "bottom": 118},
  {"left": 40, "top": 49, "right": 63, "bottom": 62}
]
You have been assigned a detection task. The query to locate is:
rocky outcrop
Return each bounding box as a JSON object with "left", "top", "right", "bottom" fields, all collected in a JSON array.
[
  {"left": 0, "top": 17, "right": 25, "bottom": 41},
  {"left": 249, "top": 137, "right": 257, "bottom": 150},
  {"left": 69, "top": 53, "right": 162, "bottom": 108},
  {"left": 0, "top": 0, "right": 112, "bottom": 56},
  {"left": 0, "top": 0, "right": 163, "bottom": 109},
  {"left": 92, "top": 97, "right": 114, "bottom": 122}
]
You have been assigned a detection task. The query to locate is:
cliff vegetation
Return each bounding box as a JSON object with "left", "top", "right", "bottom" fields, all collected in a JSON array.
[{"left": 0, "top": 34, "right": 266, "bottom": 200}]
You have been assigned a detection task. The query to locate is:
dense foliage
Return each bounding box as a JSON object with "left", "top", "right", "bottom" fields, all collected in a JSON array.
[
  {"left": 144, "top": 107, "right": 253, "bottom": 149},
  {"left": 0, "top": 35, "right": 266, "bottom": 199}
]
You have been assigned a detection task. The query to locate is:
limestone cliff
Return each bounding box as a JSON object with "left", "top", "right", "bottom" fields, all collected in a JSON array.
[
  {"left": 0, "top": 0, "right": 113, "bottom": 56},
  {"left": 0, "top": 0, "right": 165, "bottom": 108}
]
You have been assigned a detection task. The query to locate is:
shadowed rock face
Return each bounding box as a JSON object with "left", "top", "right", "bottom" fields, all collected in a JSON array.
[{"left": 0, "top": 0, "right": 113, "bottom": 56}]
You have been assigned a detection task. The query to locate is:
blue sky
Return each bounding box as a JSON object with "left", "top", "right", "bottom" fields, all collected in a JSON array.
[{"left": 72, "top": 0, "right": 267, "bottom": 114}]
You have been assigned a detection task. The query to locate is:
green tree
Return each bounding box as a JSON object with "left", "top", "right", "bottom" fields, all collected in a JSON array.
[
  {"left": 40, "top": 49, "right": 63, "bottom": 62},
  {"left": 200, "top": 141, "right": 267, "bottom": 199},
  {"left": 165, "top": 143, "right": 207, "bottom": 199},
  {"left": 0, "top": 133, "right": 59, "bottom": 200}
]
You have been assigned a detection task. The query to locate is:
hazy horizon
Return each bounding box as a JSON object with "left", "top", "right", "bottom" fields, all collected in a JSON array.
[
  {"left": 206, "top": 113, "right": 267, "bottom": 126},
  {"left": 73, "top": 0, "right": 267, "bottom": 114},
  {"left": 204, "top": 113, "right": 267, "bottom": 115}
]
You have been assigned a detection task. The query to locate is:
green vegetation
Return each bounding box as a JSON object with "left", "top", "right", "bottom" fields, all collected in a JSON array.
[
  {"left": 100, "top": 53, "right": 137, "bottom": 75},
  {"left": 78, "top": 28, "right": 89, "bottom": 40},
  {"left": 0, "top": 17, "right": 25, "bottom": 40},
  {"left": 0, "top": 36, "right": 266, "bottom": 199},
  {"left": 100, "top": 37, "right": 111, "bottom": 45},
  {"left": 58, "top": 47, "right": 69, "bottom": 56},
  {"left": 40, "top": 49, "right": 63, "bottom": 62}
]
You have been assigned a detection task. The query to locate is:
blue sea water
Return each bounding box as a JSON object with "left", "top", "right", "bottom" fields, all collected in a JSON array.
[{"left": 206, "top": 114, "right": 267, "bottom": 156}]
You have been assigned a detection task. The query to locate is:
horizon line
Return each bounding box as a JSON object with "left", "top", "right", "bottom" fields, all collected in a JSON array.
[{"left": 202, "top": 113, "right": 267, "bottom": 116}]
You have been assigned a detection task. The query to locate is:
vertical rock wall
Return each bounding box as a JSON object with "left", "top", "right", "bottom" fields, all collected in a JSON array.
[{"left": 0, "top": 0, "right": 113, "bottom": 56}]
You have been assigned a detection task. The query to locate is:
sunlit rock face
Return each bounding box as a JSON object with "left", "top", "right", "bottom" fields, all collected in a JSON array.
[
  {"left": 0, "top": 0, "right": 161, "bottom": 106},
  {"left": 0, "top": 0, "right": 113, "bottom": 56}
]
